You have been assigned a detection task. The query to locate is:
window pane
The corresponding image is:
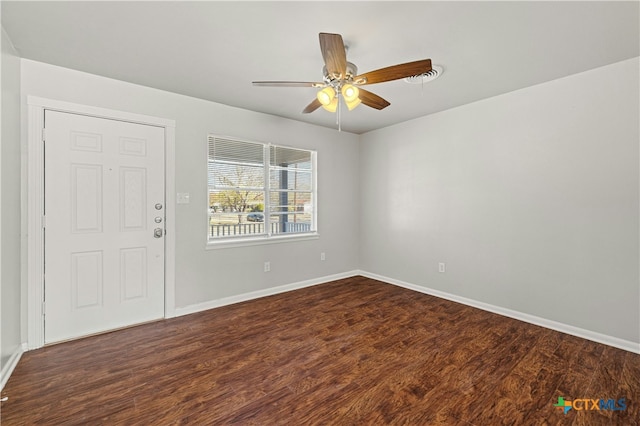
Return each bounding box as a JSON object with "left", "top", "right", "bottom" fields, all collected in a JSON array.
[
  {"left": 269, "top": 191, "right": 312, "bottom": 212},
  {"left": 270, "top": 146, "right": 311, "bottom": 169},
  {"left": 269, "top": 213, "right": 313, "bottom": 235},
  {"left": 210, "top": 190, "right": 265, "bottom": 214},
  {"left": 209, "top": 190, "right": 266, "bottom": 238},
  {"left": 269, "top": 169, "right": 312, "bottom": 191},
  {"left": 212, "top": 137, "right": 264, "bottom": 165},
  {"left": 210, "top": 163, "right": 264, "bottom": 190},
  {"left": 269, "top": 141, "right": 313, "bottom": 231}
]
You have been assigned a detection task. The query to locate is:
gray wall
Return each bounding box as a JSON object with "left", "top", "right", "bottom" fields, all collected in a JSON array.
[
  {"left": 12, "top": 54, "right": 640, "bottom": 354},
  {"left": 20, "top": 59, "right": 360, "bottom": 311},
  {"left": 359, "top": 58, "right": 640, "bottom": 344},
  {"left": 1, "top": 26, "right": 22, "bottom": 372}
]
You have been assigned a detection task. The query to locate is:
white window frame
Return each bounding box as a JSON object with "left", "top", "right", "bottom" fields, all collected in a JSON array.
[{"left": 206, "top": 135, "right": 318, "bottom": 249}]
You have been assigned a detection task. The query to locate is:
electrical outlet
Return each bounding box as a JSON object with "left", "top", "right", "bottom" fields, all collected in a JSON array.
[
  {"left": 320, "top": 252, "right": 326, "bottom": 261},
  {"left": 264, "top": 261, "right": 271, "bottom": 272},
  {"left": 438, "top": 262, "right": 446, "bottom": 273}
]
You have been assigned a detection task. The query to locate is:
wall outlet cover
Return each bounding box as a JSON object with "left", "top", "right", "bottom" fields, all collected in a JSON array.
[{"left": 177, "top": 193, "right": 190, "bottom": 204}]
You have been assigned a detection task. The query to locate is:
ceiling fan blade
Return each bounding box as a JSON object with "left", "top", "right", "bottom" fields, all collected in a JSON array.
[
  {"left": 319, "top": 33, "right": 347, "bottom": 79},
  {"left": 253, "top": 81, "right": 324, "bottom": 88},
  {"left": 302, "top": 98, "right": 322, "bottom": 114},
  {"left": 354, "top": 59, "right": 432, "bottom": 85},
  {"left": 358, "top": 88, "right": 391, "bottom": 110}
]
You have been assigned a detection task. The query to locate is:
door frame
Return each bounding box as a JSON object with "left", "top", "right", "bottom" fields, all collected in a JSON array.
[{"left": 26, "top": 96, "right": 176, "bottom": 349}]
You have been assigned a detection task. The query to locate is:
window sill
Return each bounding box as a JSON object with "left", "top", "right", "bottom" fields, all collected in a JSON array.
[{"left": 206, "top": 232, "right": 319, "bottom": 250}]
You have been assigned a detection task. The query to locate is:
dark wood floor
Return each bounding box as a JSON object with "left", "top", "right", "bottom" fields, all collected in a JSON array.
[{"left": 1, "top": 276, "right": 638, "bottom": 425}]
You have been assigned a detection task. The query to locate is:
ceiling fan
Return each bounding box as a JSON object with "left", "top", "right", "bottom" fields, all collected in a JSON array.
[{"left": 253, "top": 33, "right": 432, "bottom": 115}]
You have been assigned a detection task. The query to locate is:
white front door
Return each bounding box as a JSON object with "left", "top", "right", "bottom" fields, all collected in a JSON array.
[{"left": 44, "top": 110, "right": 165, "bottom": 344}]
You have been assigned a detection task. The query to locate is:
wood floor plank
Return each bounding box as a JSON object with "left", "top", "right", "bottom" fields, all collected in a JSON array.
[
  {"left": 616, "top": 351, "right": 640, "bottom": 426},
  {"left": 1, "top": 276, "right": 638, "bottom": 425}
]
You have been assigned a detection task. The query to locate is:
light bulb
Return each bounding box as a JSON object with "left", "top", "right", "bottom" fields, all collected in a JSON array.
[
  {"left": 316, "top": 87, "right": 336, "bottom": 106},
  {"left": 341, "top": 84, "right": 359, "bottom": 103}
]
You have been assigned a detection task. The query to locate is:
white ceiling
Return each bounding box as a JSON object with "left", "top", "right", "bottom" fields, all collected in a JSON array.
[{"left": 3, "top": 1, "right": 639, "bottom": 134}]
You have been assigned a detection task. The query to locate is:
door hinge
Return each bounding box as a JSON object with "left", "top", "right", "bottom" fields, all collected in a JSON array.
[
  {"left": 42, "top": 301, "right": 46, "bottom": 316},
  {"left": 42, "top": 128, "right": 46, "bottom": 142},
  {"left": 42, "top": 215, "right": 47, "bottom": 229}
]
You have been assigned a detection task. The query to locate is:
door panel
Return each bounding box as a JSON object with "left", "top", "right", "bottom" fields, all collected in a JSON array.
[
  {"left": 71, "top": 251, "right": 103, "bottom": 309},
  {"left": 120, "top": 167, "right": 147, "bottom": 230},
  {"left": 120, "top": 247, "right": 147, "bottom": 301},
  {"left": 71, "top": 164, "right": 103, "bottom": 233},
  {"left": 44, "top": 110, "right": 165, "bottom": 344}
]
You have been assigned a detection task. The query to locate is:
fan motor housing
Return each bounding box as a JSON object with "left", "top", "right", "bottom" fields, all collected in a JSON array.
[{"left": 323, "top": 62, "right": 358, "bottom": 84}]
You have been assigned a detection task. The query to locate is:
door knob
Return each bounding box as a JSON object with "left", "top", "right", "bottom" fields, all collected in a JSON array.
[{"left": 154, "top": 228, "right": 164, "bottom": 238}]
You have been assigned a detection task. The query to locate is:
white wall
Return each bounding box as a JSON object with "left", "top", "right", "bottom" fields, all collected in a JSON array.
[
  {"left": 20, "top": 59, "right": 360, "bottom": 311},
  {"left": 360, "top": 58, "right": 640, "bottom": 345},
  {"left": 1, "top": 26, "right": 22, "bottom": 375}
]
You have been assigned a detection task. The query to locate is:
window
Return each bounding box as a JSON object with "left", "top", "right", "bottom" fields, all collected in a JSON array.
[{"left": 208, "top": 135, "right": 316, "bottom": 242}]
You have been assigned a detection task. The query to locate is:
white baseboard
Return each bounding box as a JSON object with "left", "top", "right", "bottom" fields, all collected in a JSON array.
[
  {"left": 1, "top": 343, "right": 26, "bottom": 391},
  {"left": 174, "top": 270, "right": 360, "bottom": 317},
  {"left": 358, "top": 270, "right": 640, "bottom": 355}
]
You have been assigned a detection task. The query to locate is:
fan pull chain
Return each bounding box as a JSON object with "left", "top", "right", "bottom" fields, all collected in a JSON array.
[{"left": 337, "top": 94, "right": 342, "bottom": 132}]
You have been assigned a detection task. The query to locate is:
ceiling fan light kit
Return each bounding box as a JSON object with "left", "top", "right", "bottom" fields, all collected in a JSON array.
[
  {"left": 252, "top": 32, "right": 433, "bottom": 128},
  {"left": 316, "top": 84, "right": 361, "bottom": 112}
]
